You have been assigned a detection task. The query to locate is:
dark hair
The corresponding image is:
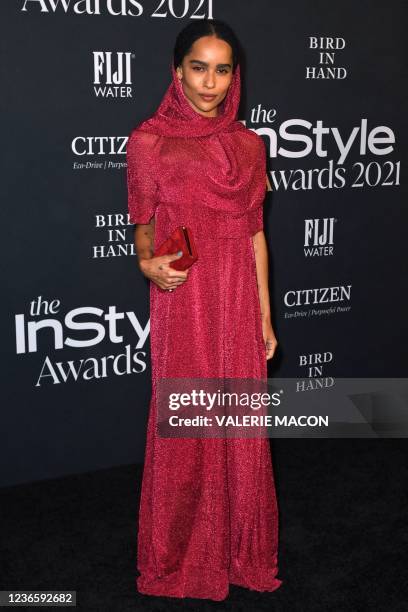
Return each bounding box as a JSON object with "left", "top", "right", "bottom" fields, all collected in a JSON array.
[{"left": 173, "top": 19, "right": 242, "bottom": 73}]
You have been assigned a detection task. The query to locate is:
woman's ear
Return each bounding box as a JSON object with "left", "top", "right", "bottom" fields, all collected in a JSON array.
[{"left": 176, "top": 66, "right": 183, "bottom": 81}]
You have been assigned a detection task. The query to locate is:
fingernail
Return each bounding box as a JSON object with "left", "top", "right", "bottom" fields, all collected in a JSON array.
[{"left": 177, "top": 250, "right": 182, "bottom": 256}]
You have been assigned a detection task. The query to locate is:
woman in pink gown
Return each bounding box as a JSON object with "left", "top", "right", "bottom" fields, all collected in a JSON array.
[{"left": 126, "top": 19, "right": 283, "bottom": 601}]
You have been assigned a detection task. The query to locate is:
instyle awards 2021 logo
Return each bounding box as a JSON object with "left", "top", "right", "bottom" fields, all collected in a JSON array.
[
  {"left": 247, "top": 111, "right": 399, "bottom": 193},
  {"left": 21, "top": 0, "right": 214, "bottom": 19},
  {"left": 15, "top": 296, "right": 150, "bottom": 386}
]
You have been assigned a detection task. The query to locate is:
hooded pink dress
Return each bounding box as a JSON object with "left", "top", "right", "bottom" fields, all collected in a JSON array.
[{"left": 126, "top": 63, "right": 282, "bottom": 601}]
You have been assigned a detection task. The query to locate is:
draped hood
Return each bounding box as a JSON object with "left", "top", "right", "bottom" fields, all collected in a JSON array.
[{"left": 136, "top": 62, "right": 246, "bottom": 138}]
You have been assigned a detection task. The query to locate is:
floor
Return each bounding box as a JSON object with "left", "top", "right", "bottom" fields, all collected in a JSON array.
[{"left": 1, "top": 439, "right": 406, "bottom": 611}]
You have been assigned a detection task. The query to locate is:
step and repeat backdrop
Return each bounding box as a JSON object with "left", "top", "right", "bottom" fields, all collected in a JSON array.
[{"left": 1, "top": 1, "right": 407, "bottom": 486}]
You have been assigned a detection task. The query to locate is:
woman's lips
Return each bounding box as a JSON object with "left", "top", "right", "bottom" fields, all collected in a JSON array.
[{"left": 199, "top": 94, "right": 217, "bottom": 102}]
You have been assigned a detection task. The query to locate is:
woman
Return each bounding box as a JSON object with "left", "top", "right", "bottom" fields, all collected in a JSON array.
[{"left": 126, "top": 19, "right": 283, "bottom": 601}]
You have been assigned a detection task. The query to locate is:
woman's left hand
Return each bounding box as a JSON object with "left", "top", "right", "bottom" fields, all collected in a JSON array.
[{"left": 262, "top": 320, "right": 278, "bottom": 360}]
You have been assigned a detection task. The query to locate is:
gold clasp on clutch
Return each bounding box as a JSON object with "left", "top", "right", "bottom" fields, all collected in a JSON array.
[{"left": 182, "top": 226, "right": 193, "bottom": 256}]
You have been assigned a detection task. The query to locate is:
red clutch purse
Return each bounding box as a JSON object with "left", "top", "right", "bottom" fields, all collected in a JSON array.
[{"left": 154, "top": 225, "right": 198, "bottom": 271}]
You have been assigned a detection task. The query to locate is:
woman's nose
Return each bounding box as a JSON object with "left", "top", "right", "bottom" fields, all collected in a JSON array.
[{"left": 203, "top": 71, "right": 216, "bottom": 88}]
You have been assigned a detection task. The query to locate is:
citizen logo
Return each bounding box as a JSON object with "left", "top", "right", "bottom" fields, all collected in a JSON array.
[
  {"left": 71, "top": 136, "right": 128, "bottom": 155},
  {"left": 284, "top": 285, "right": 352, "bottom": 307}
]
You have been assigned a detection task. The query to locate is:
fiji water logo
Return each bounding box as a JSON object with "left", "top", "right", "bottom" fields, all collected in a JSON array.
[
  {"left": 93, "top": 51, "right": 134, "bottom": 98},
  {"left": 304, "top": 218, "right": 336, "bottom": 257}
]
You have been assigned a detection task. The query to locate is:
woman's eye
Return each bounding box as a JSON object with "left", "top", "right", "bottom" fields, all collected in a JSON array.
[{"left": 192, "top": 67, "right": 229, "bottom": 74}]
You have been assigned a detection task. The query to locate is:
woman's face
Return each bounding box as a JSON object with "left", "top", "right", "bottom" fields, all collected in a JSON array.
[{"left": 176, "top": 35, "right": 234, "bottom": 118}]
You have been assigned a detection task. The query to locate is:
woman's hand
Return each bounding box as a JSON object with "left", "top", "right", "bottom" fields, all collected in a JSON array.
[
  {"left": 139, "top": 251, "right": 189, "bottom": 291},
  {"left": 262, "top": 318, "right": 278, "bottom": 360}
]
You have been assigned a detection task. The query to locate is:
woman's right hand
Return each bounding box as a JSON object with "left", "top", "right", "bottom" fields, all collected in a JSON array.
[{"left": 138, "top": 251, "right": 189, "bottom": 291}]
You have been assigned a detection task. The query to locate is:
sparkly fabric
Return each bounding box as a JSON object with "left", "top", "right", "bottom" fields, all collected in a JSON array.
[{"left": 126, "top": 61, "right": 282, "bottom": 601}]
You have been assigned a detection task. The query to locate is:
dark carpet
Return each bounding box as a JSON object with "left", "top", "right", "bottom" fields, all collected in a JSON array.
[{"left": 1, "top": 439, "right": 406, "bottom": 611}]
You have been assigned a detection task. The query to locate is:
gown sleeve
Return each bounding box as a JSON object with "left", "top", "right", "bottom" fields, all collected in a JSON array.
[
  {"left": 247, "top": 136, "right": 267, "bottom": 236},
  {"left": 126, "top": 129, "right": 159, "bottom": 224}
]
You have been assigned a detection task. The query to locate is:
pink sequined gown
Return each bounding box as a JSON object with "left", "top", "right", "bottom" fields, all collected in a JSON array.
[{"left": 126, "top": 63, "right": 282, "bottom": 601}]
